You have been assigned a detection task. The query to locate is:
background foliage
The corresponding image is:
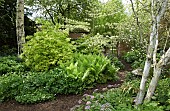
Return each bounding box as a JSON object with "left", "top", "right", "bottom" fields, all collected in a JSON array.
[{"left": 0, "top": 0, "right": 36, "bottom": 55}]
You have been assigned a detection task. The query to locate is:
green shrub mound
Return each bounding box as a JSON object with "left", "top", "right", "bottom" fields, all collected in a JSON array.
[
  {"left": 111, "top": 57, "right": 124, "bottom": 69},
  {"left": 21, "top": 23, "right": 74, "bottom": 71},
  {"left": 123, "top": 49, "right": 145, "bottom": 63},
  {"left": 75, "top": 78, "right": 170, "bottom": 111},
  {"left": 123, "top": 49, "right": 146, "bottom": 69},
  {"left": 0, "top": 56, "right": 26, "bottom": 75},
  {"left": 0, "top": 54, "right": 118, "bottom": 104}
]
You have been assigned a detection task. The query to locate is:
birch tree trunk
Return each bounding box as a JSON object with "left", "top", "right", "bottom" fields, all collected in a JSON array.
[
  {"left": 135, "top": 0, "right": 168, "bottom": 105},
  {"left": 16, "top": 0, "right": 25, "bottom": 55},
  {"left": 145, "top": 48, "right": 170, "bottom": 101}
]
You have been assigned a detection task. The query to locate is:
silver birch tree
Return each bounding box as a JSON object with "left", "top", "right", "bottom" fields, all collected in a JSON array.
[
  {"left": 16, "top": 0, "right": 25, "bottom": 55},
  {"left": 135, "top": 0, "right": 168, "bottom": 105},
  {"left": 145, "top": 48, "right": 170, "bottom": 101}
]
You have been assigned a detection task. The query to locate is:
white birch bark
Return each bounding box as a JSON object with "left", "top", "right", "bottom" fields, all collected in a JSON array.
[
  {"left": 135, "top": 0, "right": 168, "bottom": 105},
  {"left": 16, "top": 0, "right": 25, "bottom": 55},
  {"left": 145, "top": 48, "right": 170, "bottom": 101}
]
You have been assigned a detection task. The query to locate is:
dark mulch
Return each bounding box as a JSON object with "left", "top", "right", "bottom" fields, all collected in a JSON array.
[
  {"left": 0, "top": 61, "right": 132, "bottom": 111},
  {"left": 0, "top": 73, "right": 124, "bottom": 111}
]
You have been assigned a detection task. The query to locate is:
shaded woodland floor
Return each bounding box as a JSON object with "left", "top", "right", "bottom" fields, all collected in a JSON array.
[{"left": 0, "top": 61, "right": 132, "bottom": 111}]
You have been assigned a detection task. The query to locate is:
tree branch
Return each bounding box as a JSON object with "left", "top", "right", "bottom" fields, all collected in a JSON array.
[{"left": 129, "top": 0, "right": 143, "bottom": 43}]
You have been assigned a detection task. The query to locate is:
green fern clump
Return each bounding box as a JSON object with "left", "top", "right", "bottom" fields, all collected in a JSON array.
[
  {"left": 61, "top": 53, "right": 119, "bottom": 85},
  {"left": 21, "top": 22, "right": 75, "bottom": 71}
]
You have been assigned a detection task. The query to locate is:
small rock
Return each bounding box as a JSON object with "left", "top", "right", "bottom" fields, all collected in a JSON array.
[
  {"left": 83, "top": 94, "right": 88, "bottom": 97},
  {"left": 93, "top": 89, "right": 99, "bottom": 93},
  {"left": 132, "top": 68, "right": 143, "bottom": 76},
  {"left": 102, "top": 87, "right": 108, "bottom": 91},
  {"left": 70, "top": 105, "right": 81, "bottom": 111},
  {"left": 107, "top": 85, "right": 114, "bottom": 88},
  {"left": 86, "top": 101, "right": 91, "bottom": 105},
  {"left": 78, "top": 99, "right": 82, "bottom": 104},
  {"left": 90, "top": 95, "right": 94, "bottom": 99}
]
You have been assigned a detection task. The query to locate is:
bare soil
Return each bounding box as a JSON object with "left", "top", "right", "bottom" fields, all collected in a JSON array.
[{"left": 0, "top": 61, "right": 132, "bottom": 111}]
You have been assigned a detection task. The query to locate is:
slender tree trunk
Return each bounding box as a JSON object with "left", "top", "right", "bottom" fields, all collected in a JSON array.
[
  {"left": 16, "top": 0, "right": 25, "bottom": 55},
  {"left": 135, "top": 0, "right": 168, "bottom": 105},
  {"left": 135, "top": 18, "right": 157, "bottom": 105},
  {"left": 145, "top": 48, "right": 170, "bottom": 101}
]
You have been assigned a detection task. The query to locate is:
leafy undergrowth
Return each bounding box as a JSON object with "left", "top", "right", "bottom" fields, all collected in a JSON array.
[
  {"left": 0, "top": 56, "right": 27, "bottom": 75},
  {"left": 0, "top": 22, "right": 120, "bottom": 104},
  {"left": 0, "top": 54, "right": 118, "bottom": 104},
  {"left": 73, "top": 78, "right": 170, "bottom": 111}
]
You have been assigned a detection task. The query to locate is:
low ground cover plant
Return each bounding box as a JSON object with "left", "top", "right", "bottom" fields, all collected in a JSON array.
[
  {"left": 0, "top": 68, "right": 84, "bottom": 103},
  {"left": 0, "top": 56, "right": 26, "bottom": 75},
  {"left": 75, "top": 78, "right": 170, "bottom": 111}
]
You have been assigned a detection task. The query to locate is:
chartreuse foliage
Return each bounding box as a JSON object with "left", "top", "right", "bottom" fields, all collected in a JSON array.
[
  {"left": 0, "top": 53, "right": 118, "bottom": 104},
  {"left": 75, "top": 78, "right": 170, "bottom": 111},
  {"left": 21, "top": 21, "right": 74, "bottom": 71}
]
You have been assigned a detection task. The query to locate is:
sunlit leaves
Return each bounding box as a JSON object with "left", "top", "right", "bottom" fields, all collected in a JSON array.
[{"left": 21, "top": 21, "right": 74, "bottom": 71}]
